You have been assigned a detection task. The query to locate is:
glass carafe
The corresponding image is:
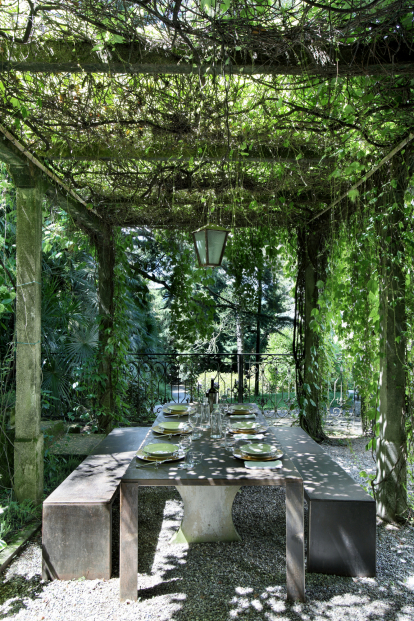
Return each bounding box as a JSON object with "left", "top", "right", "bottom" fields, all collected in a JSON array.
[
  {"left": 200, "top": 398, "right": 210, "bottom": 430},
  {"left": 210, "top": 405, "right": 222, "bottom": 439}
]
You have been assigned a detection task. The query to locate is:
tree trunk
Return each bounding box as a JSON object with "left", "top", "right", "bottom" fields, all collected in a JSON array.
[
  {"left": 254, "top": 278, "right": 262, "bottom": 397},
  {"left": 95, "top": 225, "right": 115, "bottom": 433},
  {"left": 375, "top": 153, "right": 412, "bottom": 521},
  {"left": 236, "top": 312, "right": 244, "bottom": 402},
  {"left": 298, "top": 226, "right": 327, "bottom": 441}
]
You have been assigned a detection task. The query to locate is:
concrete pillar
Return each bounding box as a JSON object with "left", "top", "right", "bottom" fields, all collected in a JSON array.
[{"left": 14, "top": 185, "right": 43, "bottom": 504}]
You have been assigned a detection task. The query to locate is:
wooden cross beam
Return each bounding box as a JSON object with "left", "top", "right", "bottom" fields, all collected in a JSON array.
[{"left": 1, "top": 41, "right": 414, "bottom": 76}]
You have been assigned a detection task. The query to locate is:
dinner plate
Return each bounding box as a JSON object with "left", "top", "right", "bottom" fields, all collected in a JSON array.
[
  {"left": 233, "top": 447, "right": 284, "bottom": 461},
  {"left": 142, "top": 442, "right": 180, "bottom": 457},
  {"left": 168, "top": 404, "right": 189, "bottom": 412},
  {"left": 229, "top": 405, "right": 254, "bottom": 414},
  {"left": 152, "top": 424, "right": 191, "bottom": 436},
  {"left": 239, "top": 442, "right": 277, "bottom": 457},
  {"left": 136, "top": 449, "right": 186, "bottom": 463},
  {"left": 231, "top": 421, "right": 260, "bottom": 431},
  {"left": 159, "top": 421, "right": 189, "bottom": 431},
  {"left": 163, "top": 404, "right": 192, "bottom": 416},
  {"left": 230, "top": 424, "right": 267, "bottom": 435}
]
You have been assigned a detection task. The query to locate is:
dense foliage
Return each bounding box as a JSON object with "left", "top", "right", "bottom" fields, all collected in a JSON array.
[{"left": 0, "top": 1, "right": 413, "bottom": 520}]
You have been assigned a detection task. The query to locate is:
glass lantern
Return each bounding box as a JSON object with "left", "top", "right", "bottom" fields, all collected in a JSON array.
[{"left": 192, "top": 224, "right": 230, "bottom": 268}]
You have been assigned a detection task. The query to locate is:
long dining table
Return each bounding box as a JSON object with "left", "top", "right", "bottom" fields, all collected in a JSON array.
[{"left": 119, "top": 407, "right": 305, "bottom": 602}]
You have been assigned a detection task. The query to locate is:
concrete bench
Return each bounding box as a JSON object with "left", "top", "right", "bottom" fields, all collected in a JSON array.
[
  {"left": 42, "top": 427, "right": 149, "bottom": 581},
  {"left": 274, "top": 427, "right": 376, "bottom": 577}
]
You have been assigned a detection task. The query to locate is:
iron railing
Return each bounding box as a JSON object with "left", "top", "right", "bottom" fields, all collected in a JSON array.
[
  {"left": 41, "top": 351, "right": 359, "bottom": 425},
  {"left": 127, "top": 352, "right": 296, "bottom": 415},
  {"left": 126, "top": 352, "right": 359, "bottom": 421}
]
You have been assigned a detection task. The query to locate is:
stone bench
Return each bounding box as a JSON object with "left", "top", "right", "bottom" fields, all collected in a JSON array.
[
  {"left": 42, "top": 427, "right": 149, "bottom": 581},
  {"left": 274, "top": 427, "right": 376, "bottom": 577}
]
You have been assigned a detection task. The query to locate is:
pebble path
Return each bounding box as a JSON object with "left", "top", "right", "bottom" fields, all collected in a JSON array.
[{"left": 1, "top": 436, "right": 413, "bottom": 621}]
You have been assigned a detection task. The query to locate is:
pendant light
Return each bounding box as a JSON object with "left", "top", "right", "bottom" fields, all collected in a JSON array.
[{"left": 192, "top": 224, "right": 230, "bottom": 268}]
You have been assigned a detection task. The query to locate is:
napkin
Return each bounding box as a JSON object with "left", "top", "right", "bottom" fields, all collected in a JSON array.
[
  {"left": 229, "top": 414, "right": 256, "bottom": 419},
  {"left": 244, "top": 460, "right": 282, "bottom": 469}
]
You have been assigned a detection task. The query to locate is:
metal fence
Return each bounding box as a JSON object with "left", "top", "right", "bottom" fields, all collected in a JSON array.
[
  {"left": 127, "top": 352, "right": 359, "bottom": 421},
  {"left": 128, "top": 352, "right": 295, "bottom": 415}
]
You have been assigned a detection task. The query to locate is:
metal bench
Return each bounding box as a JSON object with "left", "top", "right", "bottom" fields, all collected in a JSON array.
[
  {"left": 274, "top": 427, "right": 376, "bottom": 577},
  {"left": 42, "top": 427, "right": 149, "bottom": 581}
]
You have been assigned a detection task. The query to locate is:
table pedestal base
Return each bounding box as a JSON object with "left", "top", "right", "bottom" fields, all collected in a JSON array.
[{"left": 171, "top": 485, "right": 241, "bottom": 543}]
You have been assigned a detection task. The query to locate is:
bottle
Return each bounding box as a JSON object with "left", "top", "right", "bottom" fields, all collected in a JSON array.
[{"left": 207, "top": 378, "right": 218, "bottom": 413}]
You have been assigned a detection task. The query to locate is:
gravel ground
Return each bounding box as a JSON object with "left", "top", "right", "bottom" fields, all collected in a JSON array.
[{"left": 1, "top": 436, "right": 414, "bottom": 621}]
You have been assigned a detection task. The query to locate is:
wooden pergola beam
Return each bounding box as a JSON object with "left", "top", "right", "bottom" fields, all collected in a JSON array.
[
  {"left": 41, "top": 144, "right": 331, "bottom": 164},
  {"left": 1, "top": 41, "right": 414, "bottom": 76},
  {"left": 0, "top": 126, "right": 104, "bottom": 235}
]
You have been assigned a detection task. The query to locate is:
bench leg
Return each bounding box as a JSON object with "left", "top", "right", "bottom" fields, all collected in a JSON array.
[
  {"left": 308, "top": 499, "right": 376, "bottom": 576},
  {"left": 286, "top": 479, "right": 305, "bottom": 602},
  {"left": 42, "top": 504, "right": 112, "bottom": 580},
  {"left": 120, "top": 482, "right": 138, "bottom": 601}
]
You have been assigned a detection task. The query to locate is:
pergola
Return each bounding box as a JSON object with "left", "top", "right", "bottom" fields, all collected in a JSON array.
[{"left": 1, "top": 1, "right": 413, "bottom": 523}]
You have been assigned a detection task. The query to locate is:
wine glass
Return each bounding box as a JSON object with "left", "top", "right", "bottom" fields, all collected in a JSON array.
[
  {"left": 189, "top": 409, "right": 202, "bottom": 439},
  {"left": 177, "top": 433, "right": 192, "bottom": 469}
]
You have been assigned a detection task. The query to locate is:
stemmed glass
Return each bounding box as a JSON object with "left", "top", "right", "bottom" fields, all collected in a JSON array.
[
  {"left": 189, "top": 408, "right": 202, "bottom": 439},
  {"left": 219, "top": 391, "right": 229, "bottom": 414},
  {"left": 220, "top": 417, "right": 230, "bottom": 445},
  {"left": 177, "top": 433, "right": 192, "bottom": 469}
]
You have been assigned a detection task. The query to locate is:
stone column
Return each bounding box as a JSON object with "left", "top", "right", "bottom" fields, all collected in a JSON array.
[{"left": 14, "top": 184, "right": 44, "bottom": 504}]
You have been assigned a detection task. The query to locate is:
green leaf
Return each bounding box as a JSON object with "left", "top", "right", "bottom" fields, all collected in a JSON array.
[{"left": 348, "top": 189, "right": 359, "bottom": 202}]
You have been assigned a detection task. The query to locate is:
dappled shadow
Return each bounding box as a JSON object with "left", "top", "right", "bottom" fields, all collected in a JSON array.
[
  {"left": 0, "top": 573, "right": 44, "bottom": 618},
  {"left": 136, "top": 486, "right": 297, "bottom": 617},
  {"left": 112, "top": 485, "right": 180, "bottom": 579},
  {"left": 131, "top": 485, "right": 413, "bottom": 621}
]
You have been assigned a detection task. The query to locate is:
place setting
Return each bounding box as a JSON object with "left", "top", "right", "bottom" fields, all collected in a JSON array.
[
  {"left": 162, "top": 403, "right": 196, "bottom": 417},
  {"left": 232, "top": 441, "right": 284, "bottom": 470},
  {"left": 227, "top": 404, "right": 257, "bottom": 419},
  {"left": 136, "top": 441, "right": 186, "bottom": 467},
  {"left": 152, "top": 420, "right": 192, "bottom": 436},
  {"left": 228, "top": 420, "right": 267, "bottom": 435},
  {"left": 136, "top": 435, "right": 202, "bottom": 469}
]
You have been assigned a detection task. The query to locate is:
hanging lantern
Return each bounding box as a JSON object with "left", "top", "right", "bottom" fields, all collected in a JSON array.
[{"left": 192, "top": 224, "right": 230, "bottom": 268}]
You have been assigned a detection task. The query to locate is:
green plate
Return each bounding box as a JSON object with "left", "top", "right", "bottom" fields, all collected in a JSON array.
[
  {"left": 240, "top": 443, "right": 275, "bottom": 457},
  {"left": 231, "top": 421, "right": 258, "bottom": 431},
  {"left": 159, "top": 421, "right": 189, "bottom": 431},
  {"left": 169, "top": 404, "right": 189, "bottom": 412},
  {"left": 230, "top": 405, "right": 252, "bottom": 412},
  {"left": 143, "top": 442, "right": 180, "bottom": 457}
]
